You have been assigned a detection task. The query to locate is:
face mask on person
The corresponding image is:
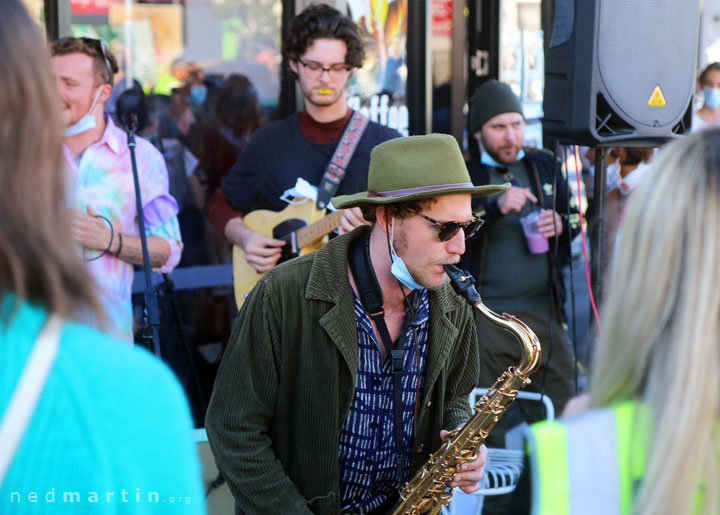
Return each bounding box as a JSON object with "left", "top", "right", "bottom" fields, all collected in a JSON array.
[
  {"left": 605, "top": 162, "right": 620, "bottom": 190},
  {"left": 389, "top": 218, "right": 425, "bottom": 291},
  {"left": 704, "top": 87, "right": 720, "bottom": 108},
  {"left": 63, "top": 88, "right": 103, "bottom": 137},
  {"left": 479, "top": 143, "right": 526, "bottom": 168},
  {"left": 189, "top": 84, "right": 208, "bottom": 106}
]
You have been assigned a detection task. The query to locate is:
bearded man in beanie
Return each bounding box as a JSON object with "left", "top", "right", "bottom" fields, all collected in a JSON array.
[
  {"left": 206, "top": 134, "right": 509, "bottom": 514},
  {"left": 459, "top": 80, "right": 580, "bottom": 514}
]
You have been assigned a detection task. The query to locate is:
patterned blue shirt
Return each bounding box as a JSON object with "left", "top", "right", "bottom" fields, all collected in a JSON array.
[{"left": 338, "top": 290, "right": 430, "bottom": 513}]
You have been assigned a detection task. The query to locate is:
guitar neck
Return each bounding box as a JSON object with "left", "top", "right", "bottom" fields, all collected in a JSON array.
[{"left": 295, "top": 210, "right": 344, "bottom": 249}]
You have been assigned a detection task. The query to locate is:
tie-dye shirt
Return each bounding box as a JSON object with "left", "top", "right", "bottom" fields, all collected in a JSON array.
[{"left": 63, "top": 116, "right": 183, "bottom": 342}]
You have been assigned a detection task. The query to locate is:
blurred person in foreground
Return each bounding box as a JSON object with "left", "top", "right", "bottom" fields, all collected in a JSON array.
[
  {"left": 51, "top": 36, "right": 183, "bottom": 342},
  {"left": 513, "top": 129, "right": 720, "bottom": 514},
  {"left": 0, "top": 1, "right": 203, "bottom": 512}
]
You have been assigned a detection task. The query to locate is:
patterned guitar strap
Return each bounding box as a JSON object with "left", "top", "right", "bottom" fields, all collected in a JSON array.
[{"left": 316, "top": 110, "right": 370, "bottom": 210}]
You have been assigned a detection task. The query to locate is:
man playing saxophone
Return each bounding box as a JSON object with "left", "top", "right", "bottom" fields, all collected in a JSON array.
[{"left": 206, "top": 134, "right": 509, "bottom": 514}]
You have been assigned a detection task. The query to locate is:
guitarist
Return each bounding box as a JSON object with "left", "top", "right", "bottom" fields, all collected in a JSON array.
[{"left": 207, "top": 3, "right": 400, "bottom": 273}]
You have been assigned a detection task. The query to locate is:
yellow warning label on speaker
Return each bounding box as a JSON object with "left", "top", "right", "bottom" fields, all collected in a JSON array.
[{"left": 648, "top": 85, "right": 666, "bottom": 106}]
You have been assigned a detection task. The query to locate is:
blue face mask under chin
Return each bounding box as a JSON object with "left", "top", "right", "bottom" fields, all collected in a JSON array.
[
  {"left": 389, "top": 218, "right": 425, "bottom": 291},
  {"left": 480, "top": 147, "right": 526, "bottom": 168},
  {"left": 704, "top": 87, "right": 720, "bottom": 109}
]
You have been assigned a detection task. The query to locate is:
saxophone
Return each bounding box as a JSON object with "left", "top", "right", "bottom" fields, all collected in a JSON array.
[{"left": 389, "top": 265, "right": 542, "bottom": 515}]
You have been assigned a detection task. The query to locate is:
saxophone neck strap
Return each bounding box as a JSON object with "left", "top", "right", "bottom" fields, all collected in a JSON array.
[
  {"left": 349, "top": 232, "right": 413, "bottom": 485},
  {"left": 316, "top": 110, "right": 369, "bottom": 210}
]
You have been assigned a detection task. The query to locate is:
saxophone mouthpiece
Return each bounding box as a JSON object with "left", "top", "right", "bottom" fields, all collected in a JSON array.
[{"left": 443, "top": 265, "right": 482, "bottom": 305}]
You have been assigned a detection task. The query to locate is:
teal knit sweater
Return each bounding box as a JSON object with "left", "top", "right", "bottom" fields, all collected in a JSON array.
[{"left": 0, "top": 298, "right": 204, "bottom": 514}]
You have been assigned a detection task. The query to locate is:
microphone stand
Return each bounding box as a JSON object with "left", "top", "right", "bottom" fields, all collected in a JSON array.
[
  {"left": 124, "top": 114, "right": 161, "bottom": 357},
  {"left": 590, "top": 147, "right": 608, "bottom": 312}
]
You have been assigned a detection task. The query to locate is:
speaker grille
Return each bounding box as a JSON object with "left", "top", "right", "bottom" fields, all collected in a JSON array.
[{"left": 596, "top": 0, "right": 699, "bottom": 128}]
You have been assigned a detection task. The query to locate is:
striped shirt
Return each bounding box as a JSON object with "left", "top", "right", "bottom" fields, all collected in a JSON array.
[{"left": 338, "top": 290, "right": 429, "bottom": 513}]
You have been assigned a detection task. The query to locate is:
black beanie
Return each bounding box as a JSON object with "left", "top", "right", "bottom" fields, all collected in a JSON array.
[{"left": 469, "top": 80, "right": 523, "bottom": 133}]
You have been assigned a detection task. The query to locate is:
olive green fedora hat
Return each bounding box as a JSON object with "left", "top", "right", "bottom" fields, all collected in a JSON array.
[{"left": 331, "top": 134, "right": 509, "bottom": 209}]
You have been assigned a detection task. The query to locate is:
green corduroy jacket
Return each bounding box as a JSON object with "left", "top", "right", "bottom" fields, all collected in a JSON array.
[{"left": 205, "top": 226, "right": 479, "bottom": 514}]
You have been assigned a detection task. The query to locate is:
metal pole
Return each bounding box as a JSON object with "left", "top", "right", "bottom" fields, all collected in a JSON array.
[{"left": 590, "top": 147, "right": 607, "bottom": 315}]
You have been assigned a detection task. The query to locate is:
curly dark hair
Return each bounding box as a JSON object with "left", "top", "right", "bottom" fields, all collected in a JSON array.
[
  {"left": 283, "top": 3, "right": 365, "bottom": 68},
  {"left": 360, "top": 198, "right": 437, "bottom": 224}
]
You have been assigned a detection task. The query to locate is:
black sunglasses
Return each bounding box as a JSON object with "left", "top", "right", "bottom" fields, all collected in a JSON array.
[
  {"left": 407, "top": 208, "right": 485, "bottom": 241},
  {"left": 59, "top": 37, "right": 114, "bottom": 84}
]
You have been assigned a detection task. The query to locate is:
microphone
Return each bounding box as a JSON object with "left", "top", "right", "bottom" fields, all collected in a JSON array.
[{"left": 116, "top": 85, "right": 147, "bottom": 132}]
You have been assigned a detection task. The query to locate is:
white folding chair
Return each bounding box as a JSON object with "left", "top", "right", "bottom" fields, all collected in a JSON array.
[{"left": 442, "top": 387, "right": 554, "bottom": 515}]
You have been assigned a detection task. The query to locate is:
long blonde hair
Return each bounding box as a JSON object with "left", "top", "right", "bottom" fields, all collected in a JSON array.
[
  {"left": 0, "top": 0, "right": 101, "bottom": 320},
  {"left": 590, "top": 130, "right": 720, "bottom": 514}
]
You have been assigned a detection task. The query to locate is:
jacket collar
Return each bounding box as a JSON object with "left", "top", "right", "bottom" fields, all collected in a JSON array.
[
  {"left": 304, "top": 225, "right": 465, "bottom": 314},
  {"left": 305, "top": 225, "right": 468, "bottom": 416}
]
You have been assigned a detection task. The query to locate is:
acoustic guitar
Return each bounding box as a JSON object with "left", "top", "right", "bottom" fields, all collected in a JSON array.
[{"left": 232, "top": 198, "right": 344, "bottom": 308}]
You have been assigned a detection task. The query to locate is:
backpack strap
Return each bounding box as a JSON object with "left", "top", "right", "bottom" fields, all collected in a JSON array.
[{"left": 0, "top": 315, "right": 62, "bottom": 484}]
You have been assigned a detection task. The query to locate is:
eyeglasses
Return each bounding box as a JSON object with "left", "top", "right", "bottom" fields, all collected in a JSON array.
[
  {"left": 58, "top": 37, "right": 114, "bottom": 84},
  {"left": 297, "top": 59, "right": 353, "bottom": 80},
  {"left": 407, "top": 208, "right": 485, "bottom": 242}
]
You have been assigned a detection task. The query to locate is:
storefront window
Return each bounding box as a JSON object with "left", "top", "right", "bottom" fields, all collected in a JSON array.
[
  {"left": 345, "top": 0, "right": 409, "bottom": 136},
  {"left": 429, "top": 0, "right": 452, "bottom": 135},
  {"left": 69, "top": 0, "right": 282, "bottom": 113},
  {"left": 499, "top": 0, "right": 543, "bottom": 147}
]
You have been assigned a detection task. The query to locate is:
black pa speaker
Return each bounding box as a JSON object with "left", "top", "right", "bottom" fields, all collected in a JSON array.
[{"left": 543, "top": 0, "right": 702, "bottom": 145}]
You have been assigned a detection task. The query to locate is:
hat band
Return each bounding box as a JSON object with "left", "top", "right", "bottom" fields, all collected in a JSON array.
[{"left": 368, "top": 182, "right": 474, "bottom": 198}]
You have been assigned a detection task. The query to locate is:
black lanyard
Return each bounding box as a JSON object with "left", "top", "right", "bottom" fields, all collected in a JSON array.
[{"left": 349, "top": 233, "right": 419, "bottom": 486}]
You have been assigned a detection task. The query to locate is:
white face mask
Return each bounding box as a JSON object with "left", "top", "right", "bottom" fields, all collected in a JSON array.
[
  {"left": 605, "top": 162, "right": 620, "bottom": 190},
  {"left": 63, "top": 88, "right": 103, "bottom": 137}
]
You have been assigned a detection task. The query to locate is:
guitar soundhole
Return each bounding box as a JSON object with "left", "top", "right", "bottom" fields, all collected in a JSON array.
[{"left": 274, "top": 218, "right": 307, "bottom": 264}]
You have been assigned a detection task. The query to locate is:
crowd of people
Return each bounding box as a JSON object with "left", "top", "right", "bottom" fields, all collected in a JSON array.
[{"left": 1, "top": 0, "right": 719, "bottom": 514}]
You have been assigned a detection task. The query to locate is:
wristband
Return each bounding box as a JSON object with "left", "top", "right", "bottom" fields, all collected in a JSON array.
[{"left": 115, "top": 232, "right": 123, "bottom": 257}]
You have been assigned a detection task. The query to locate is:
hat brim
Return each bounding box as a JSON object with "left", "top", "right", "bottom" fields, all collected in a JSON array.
[{"left": 331, "top": 183, "right": 510, "bottom": 210}]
